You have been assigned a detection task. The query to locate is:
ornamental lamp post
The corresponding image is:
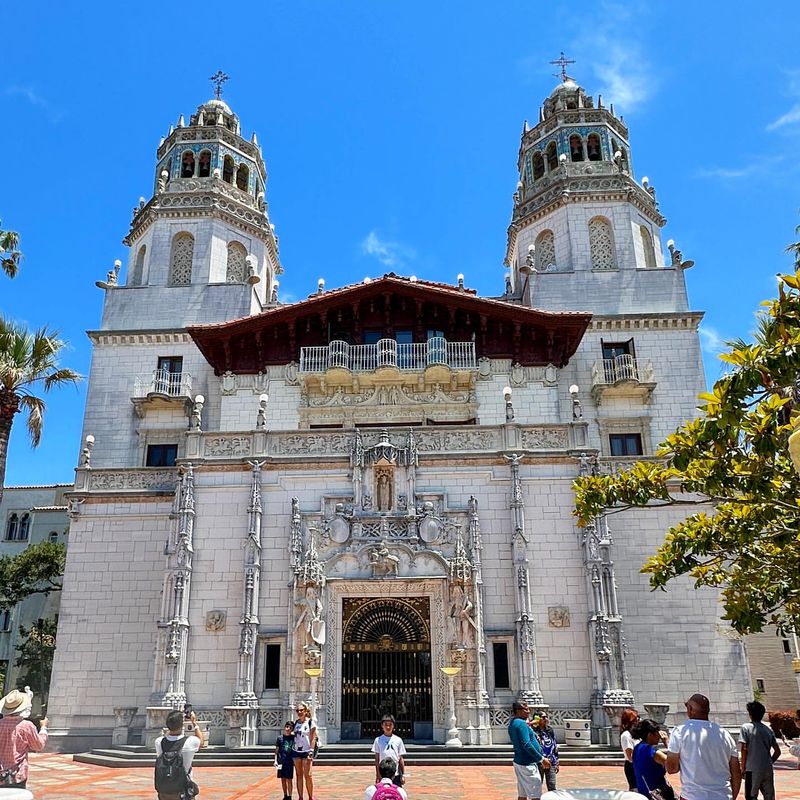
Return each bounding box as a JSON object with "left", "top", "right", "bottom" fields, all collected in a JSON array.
[
  {"left": 303, "top": 667, "right": 322, "bottom": 720},
  {"left": 439, "top": 666, "right": 463, "bottom": 748}
]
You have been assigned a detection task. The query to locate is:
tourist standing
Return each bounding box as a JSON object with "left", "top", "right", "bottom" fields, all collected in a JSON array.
[
  {"left": 508, "top": 700, "right": 549, "bottom": 800},
  {"left": 666, "top": 693, "right": 741, "bottom": 800},
  {"left": 154, "top": 708, "right": 204, "bottom": 800},
  {"left": 532, "top": 713, "right": 559, "bottom": 791},
  {"left": 620, "top": 707, "right": 640, "bottom": 791},
  {"left": 739, "top": 700, "right": 780, "bottom": 800},
  {"left": 364, "top": 757, "right": 408, "bottom": 800},
  {"left": 632, "top": 718, "right": 674, "bottom": 800},
  {"left": 371, "top": 714, "right": 407, "bottom": 786},
  {"left": 275, "top": 721, "right": 296, "bottom": 800},
  {"left": 0, "top": 688, "right": 47, "bottom": 790},
  {"left": 292, "top": 701, "right": 317, "bottom": 800}
]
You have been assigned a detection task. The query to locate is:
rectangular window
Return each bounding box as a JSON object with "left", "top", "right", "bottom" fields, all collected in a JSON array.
[
  {"left": 755, "top": 679, "right": 765, "bottom": 692},
  {"left": 782, "top": 638, "right": 792, "bottom": 654},
  {"left": 427, "top": 329, "right": 445, "bottom": 341},
  {"left": 157, "top": 356, "right": 183, "bottom": 374},
  {"left": 264, "top": 644, "right": 281, "bottom": 690},
  {"left": 363, "top": 329, "right": 382, "bottom": 345},
  {"left": 395, "top": 330, "right": 413, "bottom": 344},
  {"left": 0, "top": 660, "right": 7, "bottom": 694},
  {"left": 609, "top": 433, "right": 643, "bottom": 457},
  {"left": 146, "top": 444, "right": 178, "bottom": 467},
  {"left": 0, "top": 610, "right": 10, "bottom": 632},
  {"left": 601, "top": 341, "right": 633, "bottom": 360},
  {"left": 492, "top": 642, "right": 510, "bottom": 689}
]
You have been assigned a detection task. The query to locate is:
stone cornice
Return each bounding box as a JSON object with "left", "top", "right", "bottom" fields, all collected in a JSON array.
[
  {"left": 589, "top": 312, "right": 704, "bottom": 331},
  {"left": 87, "top": 329, "right": 193, "bottom": 346}
]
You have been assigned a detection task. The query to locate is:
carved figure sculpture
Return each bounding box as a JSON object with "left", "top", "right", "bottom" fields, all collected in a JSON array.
[
  {"left": 448, "top": 583, "right": 477, "bottom": 647},
  {"left": 295, "top": 585, "right": 326, "bottom": 653},
  {"left": 369, "top": 540, "right": 399, "bottom": 576},
  {"left": 375, "top": 468, "right": 393, "bottom": 511}
]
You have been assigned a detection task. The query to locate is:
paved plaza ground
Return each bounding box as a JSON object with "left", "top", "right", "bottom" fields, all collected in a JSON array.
[{"left": 20, "top": 753, "right": 800, "bottom": 799}]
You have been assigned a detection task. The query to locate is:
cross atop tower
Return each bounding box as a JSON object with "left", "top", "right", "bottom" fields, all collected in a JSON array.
[
  {"left": 549, "top": 52, "right": 576, "bottom": 82},
  {"left": 209, "top": 70, "right": 230, "bottom": 100}
]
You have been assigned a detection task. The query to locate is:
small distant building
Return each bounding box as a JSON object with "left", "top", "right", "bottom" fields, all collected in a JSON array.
[
  {"left": 0, "top": 484, "right": 70, "bottom": 705},
  {"left": 745, "top": 627, "right": 800, "bottom": 711}
]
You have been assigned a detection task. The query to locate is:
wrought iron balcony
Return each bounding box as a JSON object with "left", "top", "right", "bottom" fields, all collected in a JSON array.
[
  {"left": 299, "top": 338, "right": 476, "bottom": 375},
  {"left": 591, "top": 355, "right": 656, "bottom": 405},
  {"left": 132, "top": 369, "right": 193, "bottom": 416}
]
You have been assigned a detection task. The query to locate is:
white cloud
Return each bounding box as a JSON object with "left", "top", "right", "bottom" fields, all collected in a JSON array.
[
  {"left": 4, "top": 85, "right": 63, "bottom": 122},
  {"left": 766, "top": 105, "right": 800, "bottom": 132},
  {"left": 766, "top": 70, "right": 800, "bottom": 132},
  {"left": 360, "top": 231, "right": 415, "bottom": 269},
  {"left": 698, "top": 325, "right": 727, "bottom": 357},
  {"left": 695, "top": 155, "right": 785, "bottom": 180}
]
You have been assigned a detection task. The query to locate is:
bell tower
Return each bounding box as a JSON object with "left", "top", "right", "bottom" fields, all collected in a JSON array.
[
  {"left": 103, "top": 80, "right": 282, "bottom": 331},
  {"left": 506, "top": 70, "right": 692, "bottom": 315}
]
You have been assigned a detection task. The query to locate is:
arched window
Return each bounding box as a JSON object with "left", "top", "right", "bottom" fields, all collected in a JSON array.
[
  {"left": 205, "top": 113, "right": 217, "bottom": 126},
  {"left": 535, "top": 230, "right": 556, "bottom": 272},
  {"left": 226, "top": 241, "right": 247, "bottom": 283},
  {"left": 546, "top": 141, "right": 558, "bottom": 172},
  {"left": 569, "top": 135, "right": 584, "bottom": 161},
  {"left": 587, "top": 133, "right": 602, "bottom": 161},
  {"left": 640, "top": 226, "right": 656, "bottom": 268},
  {"left": 198, "top": 150, "right": 212, "bottom": 178},
  {"left": 589, "top": 217, "right": 616, "bottom": 270},
  {"left": 131, "top": 245, "right": 146, "bottom": 286},
  {"left": 181, "top": 151, "right": 195, "bottom": 178},
  {"left": 223, "top": 156, "right": 235, "bottom": 184},
  {"left": 163, "top": 158, "right": 172, "bottom": 184},
  {"left": 5, "top": 514, "right": 18, "bottom": 540},
  {"left": 532, "top": 152, "right": 545, "bottom": 181},
  {"left": 236, "top": 164, "right": 249, "bottom": 192},
  {"left": 169, "top": 233, "right": 194, "bottom": 286},
  {"left": 49, "top": 530, "right": 59, "bottom": 543},
  {"left": 18, "top": 513, "right": 30, "bottom": 541}
]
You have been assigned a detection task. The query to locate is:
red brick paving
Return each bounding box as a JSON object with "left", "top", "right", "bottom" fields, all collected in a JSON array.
[{"left": 22, "top": 753, "right": 800, "bottom": 799}]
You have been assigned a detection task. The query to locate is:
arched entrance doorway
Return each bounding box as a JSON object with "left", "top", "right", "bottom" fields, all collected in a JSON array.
[{"left": 341, "top": 596, "right": 432, "bottom": 740}]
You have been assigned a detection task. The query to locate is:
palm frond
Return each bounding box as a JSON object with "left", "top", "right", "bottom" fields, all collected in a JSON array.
[{"left": 19, "top": 395, "right": 45, "bottom": 447}]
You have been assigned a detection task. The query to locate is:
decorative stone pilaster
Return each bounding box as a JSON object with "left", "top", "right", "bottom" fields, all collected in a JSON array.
[
  {"left": 224, "top": 705, "right": 259, "bottom": 749},
  {"left": 232, "top": 461, "right": 264, "bottom": 721},
  {"left": 161, "top": 464, "right": 196, "bottom": 707},
  {"left": 112, "top": 706, "right": 138, "bottom": 746},
  {"left": 144, "top": 706, "right": 173, "bottom": 748},
  {"left": 602, "top": 703, "right": 629, "bottom": 747},
  {"left": 643, "top": 703, "right": 670, "bottom": 729},
  {"left": 505, "top": 453, "right": 543, "bottom": 705}
]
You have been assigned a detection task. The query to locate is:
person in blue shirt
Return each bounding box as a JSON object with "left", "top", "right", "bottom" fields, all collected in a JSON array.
[
  {"left": 508, "top": 700, "right": 550, "bottom": 800},
  {"left": 632, "top": 718, "right": 674, "bottom": 800}
]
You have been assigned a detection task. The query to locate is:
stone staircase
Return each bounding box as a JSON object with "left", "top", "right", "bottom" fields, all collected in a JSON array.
[{"left": 74, "top": 742, "right": 624, "bottom": 768}]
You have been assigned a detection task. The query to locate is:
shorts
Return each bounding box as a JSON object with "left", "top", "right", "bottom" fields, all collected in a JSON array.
[
  {"left": 292, "top": 750, "right": 310, "bottom": 759},
  {"left": 514, "top": 761, "right": 543, "bottom": 799},
  {"left": 745, "top": 769, "right": 775, "bottom": 800},
  {"left": 278, "top": 760, "right": 294, "bottom": 779}
]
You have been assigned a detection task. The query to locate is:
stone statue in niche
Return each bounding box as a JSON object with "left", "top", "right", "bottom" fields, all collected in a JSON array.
[
  {"left": 205, "top": 609, "right": 227, "bottom": 631},
  {"left": 295, "top": 585, "right": 326, "bottom": 653},
  {"left": 375, "top": 467, "right": 394, "bottom": 512},
  {"left": 548, "top": 606, "right": 571, "bottom": 628},
  {"left": 369, "top": 540, "right": 399, "bottom": 576},
  {"left": 448, "top": 583, "right": 477, "bottom": 647}
]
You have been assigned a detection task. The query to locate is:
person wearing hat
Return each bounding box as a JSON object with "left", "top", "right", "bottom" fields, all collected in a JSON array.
[{"left": 0, "top": 688, "right": 48, "bottom": 789}]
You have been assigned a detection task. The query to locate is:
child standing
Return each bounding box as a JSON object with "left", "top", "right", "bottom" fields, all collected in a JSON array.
[
  {"left": 371, "top": 715, "right": 407, "bottom": 787},
  {"left": 275, "top": 721, "right": 295, "bottom": 800}
]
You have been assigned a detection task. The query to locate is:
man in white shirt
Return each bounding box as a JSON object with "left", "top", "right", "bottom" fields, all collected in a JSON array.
[
  {"left": 154, "top": 709, "right": 205, "bottom": 800},
  {"left": 364, "top": 757, "right": 408, "bottom": 800},
  {"left": 667, "top": 693, "right": 741, "bottom": 800}
]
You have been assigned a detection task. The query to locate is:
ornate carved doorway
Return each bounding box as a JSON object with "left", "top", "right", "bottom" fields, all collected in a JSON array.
[{"left": 341, "top": 597, "right": 432, "bottom": 740}]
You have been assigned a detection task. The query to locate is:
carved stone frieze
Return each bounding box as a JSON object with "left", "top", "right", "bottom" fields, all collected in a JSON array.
[
  {"left": 304, "top": 384, "right": 474, "bottom": 408},
  {"left": 87, "top": 470, "right": 178, "bottom": 492},
  {"left": 204, "top": 435, "right": 252, "bottom": 458},
  {"left": 271, "top": 433, "right": 352, "bottom": 456},
  {"left": 520, "top": 427, "right": 569, "bottom": 449}
]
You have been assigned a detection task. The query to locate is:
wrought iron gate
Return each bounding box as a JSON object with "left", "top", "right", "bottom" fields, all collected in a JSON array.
[{"left": 341, "top": 597, "right": 432, "bottom": 740}]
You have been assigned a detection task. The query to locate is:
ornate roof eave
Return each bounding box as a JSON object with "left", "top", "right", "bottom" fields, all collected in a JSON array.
[{"left": 188, "top": 274, "right": 592, "bottom": 373}]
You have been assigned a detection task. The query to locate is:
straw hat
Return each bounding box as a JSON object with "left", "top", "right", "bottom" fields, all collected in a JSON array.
[{"left": 0, "top": 689, "right": 32, "bottom": 716}]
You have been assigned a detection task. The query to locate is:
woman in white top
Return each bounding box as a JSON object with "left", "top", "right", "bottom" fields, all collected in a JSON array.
[
  {"left": 292, "top": 702, "right": 317, "bottom": 800},
  {"left": 619, "top": 707, "right": 640, "bottom": 791}
]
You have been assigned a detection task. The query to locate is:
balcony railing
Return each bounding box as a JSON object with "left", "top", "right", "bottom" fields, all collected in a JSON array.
[
  {"left": 133, "top": 369, "right": 193, "bottom": 399},
  {"left": 592, "top": 354, "right": 654, "bottom": 386},
  {"left": 299, "top": 338, "right": 476, "bottom": 374}
]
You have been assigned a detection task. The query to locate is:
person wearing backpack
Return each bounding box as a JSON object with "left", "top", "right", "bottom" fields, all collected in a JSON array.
[
  {"left": 364, "top": 756, "right": 408, "bottom": 800},
  {"left": 0, "top": 688, "right": 48, "bottom": 789},
  {"left": 154, "top": 709, "right": 205, "bottom": 800}
]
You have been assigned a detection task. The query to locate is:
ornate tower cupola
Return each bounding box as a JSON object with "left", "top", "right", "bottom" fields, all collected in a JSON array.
[
  {"left": 113, "top": 76, "right": 282, "bottom": 329},
  {"left": 506, "top": 60, "right": 690, "bottom": 315}
]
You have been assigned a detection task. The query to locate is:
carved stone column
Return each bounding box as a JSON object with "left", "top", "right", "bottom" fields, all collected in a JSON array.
[
  {"left": 224, "top": 705, "right": 259, "bottom": 749},
  {"left": 577, "top": 456, "right": 634, "bottom": 743},
  {"left": 506, "top": 454, "right": 544, "bottom": 705},
  {"left": 161, "top": 464, "right": 196, "bottom": 708},
  {"left": 232, "top": 462, "right": 264, "bottom": 730}
]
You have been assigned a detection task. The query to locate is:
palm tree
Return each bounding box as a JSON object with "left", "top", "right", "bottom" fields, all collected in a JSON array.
[
  {"left": 0, "top": 317, "right": 81, "bottom": 502},
  {"left": 0, "top": 223, "right": 22, "bottom": 278}
]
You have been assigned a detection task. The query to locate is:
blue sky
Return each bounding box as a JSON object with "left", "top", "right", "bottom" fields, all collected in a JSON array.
[{"left": 2, "top": 1, "right": 800, "bottom": 485}]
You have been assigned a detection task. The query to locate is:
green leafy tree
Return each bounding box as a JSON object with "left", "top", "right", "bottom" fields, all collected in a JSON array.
[
  {"left": 0, "top": 317, "right": 81, "bottom": 503},
  {"left": 14, "top": 617, "right": 57, "bottom": 703},
  {"left": 574, "top": 237, "right": 800, "bottom": 636},
  {"left": 0, "top": 540, "right": 66, "bottom": 608},
  {"left": 0, "top": 222, "right": 22, "bottom": 278}
]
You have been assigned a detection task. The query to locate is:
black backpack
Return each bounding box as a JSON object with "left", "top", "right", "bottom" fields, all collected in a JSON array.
[{"left": 155, "top": 736, "right": 189, "bottom": 794}]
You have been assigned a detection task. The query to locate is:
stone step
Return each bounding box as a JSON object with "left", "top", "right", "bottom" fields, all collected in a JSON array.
[{"left": 74, "top": 744, "right": 624, "bottom": 769}]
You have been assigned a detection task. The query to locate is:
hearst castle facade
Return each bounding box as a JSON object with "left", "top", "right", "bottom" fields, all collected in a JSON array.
[{"left": 48, "top": 78, "right": 752, "bottom": 751}]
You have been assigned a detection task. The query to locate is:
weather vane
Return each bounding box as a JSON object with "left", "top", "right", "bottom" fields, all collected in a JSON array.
[
  {"left": 210, "top": 70, "right": 230, "bottom": 100},
  {"left": 549, "top": 52, "right": 575, "bottom": 82}
]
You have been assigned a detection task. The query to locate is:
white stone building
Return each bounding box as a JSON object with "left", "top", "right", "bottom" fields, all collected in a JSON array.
[{"left": 48, "top": 79, "right": 752, "bottom": 751}]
